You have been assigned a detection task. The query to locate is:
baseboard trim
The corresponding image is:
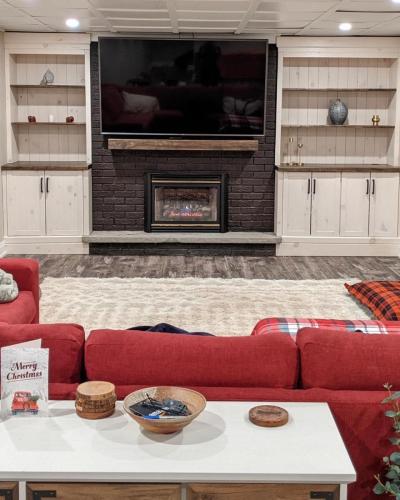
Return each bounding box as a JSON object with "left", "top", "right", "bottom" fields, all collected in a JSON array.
[
  {"left": 5, "top": 242, "right": 89, "bottom": 255},
  {"left": 277, "top": 240, "right": 400, "bottom": 257}
]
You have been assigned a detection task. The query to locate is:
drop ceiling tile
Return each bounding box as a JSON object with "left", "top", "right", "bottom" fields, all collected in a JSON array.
[
  {"left": 102, "top": 10, "right": 169, "bottom": 19},
  {"left": 258, "top": 0, "right": 337, "bottom": 12},
  {"left": 109, "top": 18, "right": 172, "bottom": 27},
  {"left": 91, "top": 0, "right": 166, "bottom": 9},
  {"left": 176, "top": 0, "right": 250, "bottom": 11}
]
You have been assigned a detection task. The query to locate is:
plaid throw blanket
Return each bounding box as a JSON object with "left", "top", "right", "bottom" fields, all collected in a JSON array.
[{"left": 251, "top": 317, "right": 400, "bottom": 339}]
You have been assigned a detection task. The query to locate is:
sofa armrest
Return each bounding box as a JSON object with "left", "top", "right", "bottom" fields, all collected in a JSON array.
[{"left": 0, "top": 258, "right": 40, "bottom": 322}]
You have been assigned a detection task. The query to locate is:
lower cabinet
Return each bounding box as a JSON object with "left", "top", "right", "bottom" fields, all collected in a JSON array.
[
  {"left": 4, "top": 170, "right": 84, "bottom": 238},
  {"left": 0, "top": 483, "right": 18, "bottom": 500},
  {"left": 26, "top": 483, "right": 180, "bottom": 500}
]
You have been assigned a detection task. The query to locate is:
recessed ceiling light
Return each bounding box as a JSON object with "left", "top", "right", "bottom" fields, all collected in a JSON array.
[
  {"left": 392, "top": 0, "right": 400, "bottom": 3},
  {"left": 65, "top": 18, "right": 80, "bottom": 28},
  {"left": 339, "top": 22, "right": 352, "bottom": 31}
]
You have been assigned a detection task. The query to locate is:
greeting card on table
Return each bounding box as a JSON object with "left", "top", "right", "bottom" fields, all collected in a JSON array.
[{"left": 1, "top": 340, "right": 49, "bottom": 417}]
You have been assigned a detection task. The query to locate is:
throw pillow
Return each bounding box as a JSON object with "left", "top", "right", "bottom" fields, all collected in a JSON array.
[
  {"left": 122, "top": 91, "right": 160, "bottom": 114},
  {"left": 251, "top": 317, "right": 400, "bottom": 338},
  {"left": 345, "top": 281, "right": 400, "bottom": 321},
  {"left": 0, "top": 269, "right": 18, "bottom": 303}
]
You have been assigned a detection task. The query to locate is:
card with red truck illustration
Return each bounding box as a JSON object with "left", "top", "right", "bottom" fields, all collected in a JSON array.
[{"left": 1, "top": 341, "right": 49, "bottom": 417}]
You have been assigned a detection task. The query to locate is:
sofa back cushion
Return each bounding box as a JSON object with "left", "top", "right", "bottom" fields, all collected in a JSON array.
[
  {"left": 85, "top": 330, "right": 299, "bottom": 389},
  {"left": 0, "top": 324, "right": 85, "bottom": 384},
  {"left": 297, "top": 327, "right": 400, "bottom": 390}
]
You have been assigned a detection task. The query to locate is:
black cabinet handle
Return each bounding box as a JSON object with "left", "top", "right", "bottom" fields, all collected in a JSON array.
[
  {"left": 40, "top": 177, "right": 43, "bottom": 193},
  {"left": 307, "top": 178, "right": 311, "bottom": 194},
  {"left": 372, "top": 179, "right": 376, "bottom": 195},
  {"left": 46, "top": 177, "right": 49, "bottom": 193},
  {"left": 366, "top": 179, "right": 370, "bottom": 195},
  {"left": 313, "top": 178, "right": 316, "bottom": 195}
]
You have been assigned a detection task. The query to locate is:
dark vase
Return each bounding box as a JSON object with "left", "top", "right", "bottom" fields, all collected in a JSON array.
[{"left": 329, "top": 99, "right": 348, "bottom": 125}]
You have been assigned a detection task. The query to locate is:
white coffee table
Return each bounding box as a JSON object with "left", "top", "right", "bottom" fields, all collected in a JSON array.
[{"left": 0, "top": 400, "right": 356, "bottom": 500}]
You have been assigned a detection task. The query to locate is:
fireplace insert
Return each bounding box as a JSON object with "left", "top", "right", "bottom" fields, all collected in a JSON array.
[{"left": 145, "top": 173, "right": 228, "bottom": 232}]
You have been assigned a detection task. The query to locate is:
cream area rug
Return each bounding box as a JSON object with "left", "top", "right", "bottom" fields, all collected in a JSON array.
[{"left": 39, "top": 277, "right": 370, "bottom": 337}]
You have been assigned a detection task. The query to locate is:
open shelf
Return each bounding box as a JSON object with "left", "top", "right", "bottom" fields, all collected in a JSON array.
[
  {"left": 12, "top": 122, "right": 86, "bottom": 125},
  {"left": 282, "top": 124, "right": 395, "bottom": 128},
  {"left": 108, "top": 138, "right": 259, "bottom": 152},
  {"left": 283, "top": 88, "right": 397, "bottom": 92},
  {"left": 10, "top": 84, "right": 85, "bottom": 89}
]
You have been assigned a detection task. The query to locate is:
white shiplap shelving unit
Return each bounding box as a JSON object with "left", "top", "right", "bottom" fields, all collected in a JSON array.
[
  {"left": 275, "top": 37, "right": 400, "bottom": 257},
  {"left": 276, "top": 38, "right": 400, "bottom": 167},
  {"left": 4, "top": 34, "right": 91, "bottom": 164}
]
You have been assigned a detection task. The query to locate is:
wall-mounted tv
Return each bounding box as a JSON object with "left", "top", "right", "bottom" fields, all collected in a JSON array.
[{"left": 99, "top": 38, "right": 268, "bottom": 137}]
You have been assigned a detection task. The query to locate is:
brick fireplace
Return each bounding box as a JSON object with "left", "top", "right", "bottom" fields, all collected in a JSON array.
[{"left": 90, "top": 42, "right": 277, "bottom": 237}]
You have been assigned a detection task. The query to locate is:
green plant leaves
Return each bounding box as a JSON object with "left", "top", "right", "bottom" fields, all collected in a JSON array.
[{"left": 373, "top": 482, "right": 386, "bottom": 495}]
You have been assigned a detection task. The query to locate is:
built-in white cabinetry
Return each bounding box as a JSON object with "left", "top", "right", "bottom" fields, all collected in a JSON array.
[
  {"left": 369, "top": 172, "right": 400, "bottom": 238},
  {"left": 311, "top": 172, "right": 341, "bottom": 237},
  {"left": 2, "top": 168, "right": 90, "bottom": 254},
  {"left": 281, "top": 172, "right": 341, "bottom": 238},
  {"left": 1, "top": 33, "right": 92, "bottom": 255},
  {"left": 281, "top": 172, "right": 311, "bottom": 236},
  {"left": 5, "top": 170, "right": 84, "bottom": 238},
  {"left": 277, "top": 168, "right": 400, "bottom": 256},
  {"left": 276, "top": 37, "right": 400, "bottom": 256},
  {"left": 5, "top": 171, "right": 45, "bottom": 237}
]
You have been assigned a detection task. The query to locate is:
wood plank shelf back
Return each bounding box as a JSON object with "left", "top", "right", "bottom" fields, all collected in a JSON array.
[{"left": 107, "top": 138, "right": 259, "bottom": 152}]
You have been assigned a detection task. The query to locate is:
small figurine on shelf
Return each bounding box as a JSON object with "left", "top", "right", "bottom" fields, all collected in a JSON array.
[
  {"left": 40, "top": 68, "right": 55, "bottom": 86},
  {"left": 297, "top": 142, "right": 304, "bottom": 166},
  {"left": 287, "top": 137, "right": 295, "bottom": 166},
  {"left": 372, "top": 115, "right": 381, "bottom": 127},
  {"left": 27, "top": 115, "right": 36, "bottom": 123},
  {"left": 66, "top": 116, "right": 75, "bottom": 123}
]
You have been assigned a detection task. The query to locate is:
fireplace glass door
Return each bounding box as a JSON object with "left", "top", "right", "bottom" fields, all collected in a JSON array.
[{"left": 146, "top": 174, "right": 227, "bottom": 232}]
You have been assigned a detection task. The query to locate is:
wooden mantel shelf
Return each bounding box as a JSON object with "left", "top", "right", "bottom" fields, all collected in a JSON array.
[{"left": 107, "top": 138, "right": 259, "bottom": 152}]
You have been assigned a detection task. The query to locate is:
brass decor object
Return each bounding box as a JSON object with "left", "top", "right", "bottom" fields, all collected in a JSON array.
[
  {"left": 287, "top": 137, "right": 295, "bottom": 166},
  {"left": 372, "top": 115, "right": 381, "bottom": 127}
]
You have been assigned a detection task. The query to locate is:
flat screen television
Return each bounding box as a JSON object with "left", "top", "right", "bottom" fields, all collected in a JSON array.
[{"left": 99, "top": 38, "right": 267, "bottom": 137}]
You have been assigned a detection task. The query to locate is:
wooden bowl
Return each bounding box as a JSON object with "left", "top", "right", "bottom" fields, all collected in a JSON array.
[{"left": 123, "top": 386, "right": 207, "bottom": 434}]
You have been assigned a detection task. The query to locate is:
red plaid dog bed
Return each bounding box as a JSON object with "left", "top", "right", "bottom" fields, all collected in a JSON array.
[
  {"left": 251, "top": 317, "right": 400, "bottom": 338},
  {"left": 345, "top": 281, "right": 400, "bottom": 321}
]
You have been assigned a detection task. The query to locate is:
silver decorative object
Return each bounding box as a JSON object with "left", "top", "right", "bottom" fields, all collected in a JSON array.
[
  {"left": 40, "top": 69, "right": 55, "bottom": 86},
  {"left": 297, "top": 143, "right": 304, "bottom": 166},
  {"left": 328, "top": 98, "right": 348, "bottom": 125}
]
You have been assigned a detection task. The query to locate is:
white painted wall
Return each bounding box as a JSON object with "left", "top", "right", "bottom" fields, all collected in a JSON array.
[{"left": 0, "top": 32, "right": 5, "bottom": 248}]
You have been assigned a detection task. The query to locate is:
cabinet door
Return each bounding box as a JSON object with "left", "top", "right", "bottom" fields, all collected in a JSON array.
[
  {"left": 282, "top": 172, "right": 311, "bottom": 236},
  {"left": 340, "top": 172, "right": 370, "bottom": 237},
  {"left": 370, "top": 172, "right": 400, "bottom": 237},
  {"left": 187, "top": 483, "right": 340, "bottom": 500},
  {"left": 0, "top": 482, "right": 18, "bottom": 500},
  {"left": 5, "top": 171, "right": 45, "bottom": 237},
  {"left": 311, "top": 172, "right": 341, "bottom": 237},
  {"left": 27, "top": 483, "right": 180, "bottom": 500},
  {"left": 45, "top": 171, "right": 84, "bottom": 236}
]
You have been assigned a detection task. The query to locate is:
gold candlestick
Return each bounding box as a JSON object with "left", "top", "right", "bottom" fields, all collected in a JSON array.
[
  {"left": 297, "top": 143, "right": 304, "bottom": 166},
  {"left": 372, "top": 115, "right": 380, "bottom": 127}
]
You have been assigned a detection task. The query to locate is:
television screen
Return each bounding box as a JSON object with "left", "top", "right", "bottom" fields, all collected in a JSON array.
[{"left": 99, "top": 38, "right": 267, "bottom": 137}]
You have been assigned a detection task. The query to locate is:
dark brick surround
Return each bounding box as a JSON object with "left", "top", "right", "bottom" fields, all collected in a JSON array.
[{"left": 91, "top": 42, "right": 277, "bottom": 232}]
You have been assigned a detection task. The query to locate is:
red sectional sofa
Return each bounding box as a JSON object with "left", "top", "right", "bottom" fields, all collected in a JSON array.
[
  {"left": 0, "top": 258, "right": 39, "bottom": 324},
  {"left": 0, "top": 322, "right": 396, "bottom": 500}
]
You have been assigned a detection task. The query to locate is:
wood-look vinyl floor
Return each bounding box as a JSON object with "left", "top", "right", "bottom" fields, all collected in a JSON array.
[{"left": 18, "top": 255, "right": 400, "bottom": 281}]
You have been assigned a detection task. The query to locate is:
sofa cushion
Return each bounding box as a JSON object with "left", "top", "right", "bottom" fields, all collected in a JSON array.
[
  {"left": 0, "top": 323, "right": 85, "bottom": 384},
  {"left": 297, "top": 327, "right": 400, "bottom": 390},
  {"left": 0, "top": 291, "right": 36, "bottom": 324},
  {"left": 252, "top": 317, "right": 400, "bottom": 338},
  {"left": 345, "top": 280, "right": 400, "bottom": 320},
  {"left": 85, "top": 330, "right": 299, "bottom": 389}
]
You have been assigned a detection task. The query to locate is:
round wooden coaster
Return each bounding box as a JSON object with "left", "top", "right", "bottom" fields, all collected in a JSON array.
[
  {"left": 77, "top": 381, "right": 115, "bottom": 401},
  {"left": 249, "top": 405, "right": 289, "bottom": 427}
]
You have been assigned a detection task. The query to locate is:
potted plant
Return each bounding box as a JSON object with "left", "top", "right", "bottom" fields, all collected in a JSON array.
[{"left": 374, "top": 384, "right": 400, "bottom": 497}]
